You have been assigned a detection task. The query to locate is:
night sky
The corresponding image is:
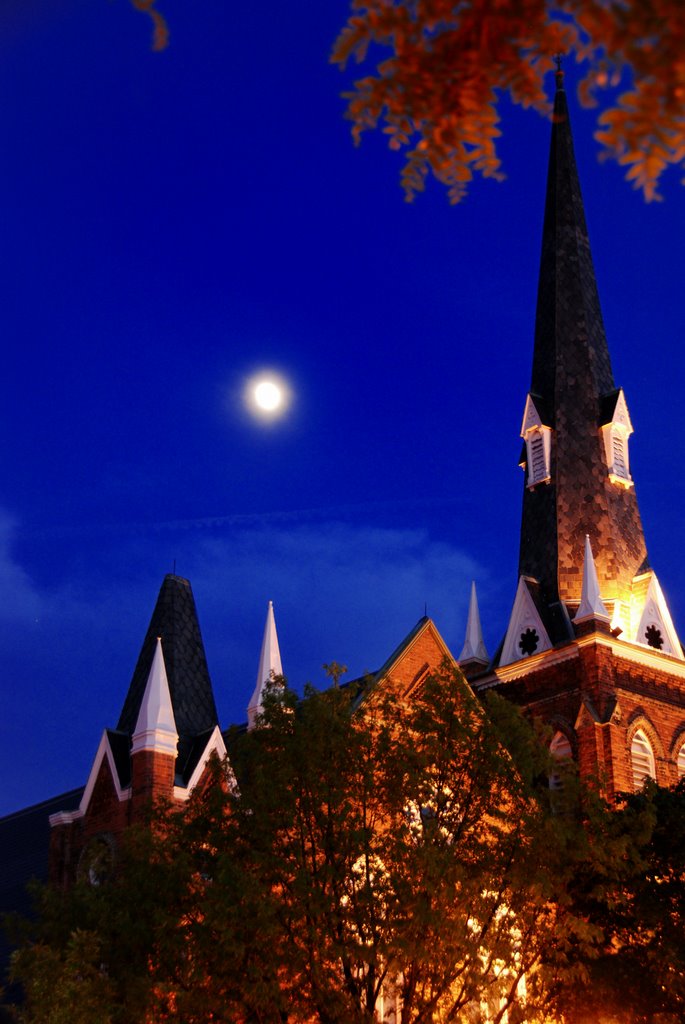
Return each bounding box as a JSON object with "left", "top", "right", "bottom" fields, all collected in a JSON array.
[{"left": 2, "top": 1, "right": 685, "bottom": 817}]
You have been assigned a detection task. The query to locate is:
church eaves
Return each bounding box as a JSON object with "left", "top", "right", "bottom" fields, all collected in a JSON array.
[{"left": 518, "top": 67, "right": 648, "bottom": 612}]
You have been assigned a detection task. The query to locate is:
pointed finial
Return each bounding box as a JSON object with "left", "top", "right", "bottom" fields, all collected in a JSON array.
[
  {"left": 554, "top": 53, "right": 565, "bottom": 90},
  {"left": 574, "top": 535, "right": 610, "bottom": 623},
  {"left": 132, "top": 637, "right": 179, "bottom": 756},
  {"left": 458, "top": 581, "right": 489, "bottom": 664},
  {"left": 248, "top": 600, "right": 284, "bottom": 729}
]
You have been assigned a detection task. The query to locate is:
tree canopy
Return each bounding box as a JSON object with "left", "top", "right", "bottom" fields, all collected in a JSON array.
[
  {"left": 560, "top": 779, "right": 685, "bottom": 1024},
  {"left": 3, "top": 666, "right": 683, "bottom": 1023},
  {"left": 332, "top": 0, "right": 685, "bottom": 202}
]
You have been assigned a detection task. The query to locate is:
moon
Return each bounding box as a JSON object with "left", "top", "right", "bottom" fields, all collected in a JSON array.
[
  {"left": 244, "top": 372, "right": 291, "bottom": 420},
  {"left": 254, "top": 379, "right": 283, "bottom": 412}
]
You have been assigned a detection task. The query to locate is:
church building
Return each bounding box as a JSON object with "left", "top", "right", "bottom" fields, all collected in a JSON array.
[
  {"left": 3, "top": 65, "right": 685, "bottom": 913},
  {"left": 468, "top": 67, "right": 685, "bottom": 802}
]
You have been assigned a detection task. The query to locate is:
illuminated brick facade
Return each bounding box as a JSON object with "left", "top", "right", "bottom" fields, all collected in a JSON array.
[{"left": 471, "top": 70, "right": 685, "bottom": 798}]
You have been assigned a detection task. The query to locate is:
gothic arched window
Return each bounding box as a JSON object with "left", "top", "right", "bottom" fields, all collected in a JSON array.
[
  {"left": 630, "top": 730, "right": 655, "bottom": 791},
  {"left": 549, "top": 730, "right": 573, "bottom": 791},
  {"left": 677, "top": 744, "right": 685, "bottom": 780}
]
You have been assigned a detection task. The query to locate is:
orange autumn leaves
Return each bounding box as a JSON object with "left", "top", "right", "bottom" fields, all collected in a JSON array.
[
  {"left": 332, "top": 0, "right": 685, "bottom": 202},
  {"left": 130, "top": 0, "right": 168, "bottom": 52}
]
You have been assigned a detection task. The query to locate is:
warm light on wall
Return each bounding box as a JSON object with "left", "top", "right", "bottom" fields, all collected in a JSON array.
[
  {"left": 609, "top": 599, "right": 625, "bottom": 635},
  {"left": 607, "top": 594, "right": 650, "bottom": 645}
]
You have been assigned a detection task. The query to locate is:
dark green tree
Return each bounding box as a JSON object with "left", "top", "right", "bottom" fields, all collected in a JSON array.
[
  {"left": 2, "top": 665, "right": 670, "bottom": 1023},
  {"left": 556, "top": 779, "right": 685, "bottom": 1024}
]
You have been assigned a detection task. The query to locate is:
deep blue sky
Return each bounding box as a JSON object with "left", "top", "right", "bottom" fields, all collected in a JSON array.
[{"left": 2, "top": 1, "right": 685, "bottom": 817}]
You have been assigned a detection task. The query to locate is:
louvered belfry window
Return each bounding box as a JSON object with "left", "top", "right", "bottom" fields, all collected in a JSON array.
[
  {"left": 520, "top": 396, "right": 551, "bottom": 489},
  {"left": 530, "top": 433, "right": 546, "bottom": 483},
  {"left": 612, "top": 434, "right": 629, "bottom": 480},
  {"left": 631, "top": 730, "right": 655, "bottom": 790},
  {"left": 525, "top": 427, "right": 551, "bottom": 488},
  {"left": 600, "top": 416, "right": 633, "bottom": 487}
]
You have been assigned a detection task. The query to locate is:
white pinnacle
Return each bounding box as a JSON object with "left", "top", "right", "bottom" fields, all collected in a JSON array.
[
  {"left": 574, "top": 535, "right": 610, "bottom": 622},
  {"left": 248, "top": 601, "right": 283, "bottom": 729},
  {"left": 132, "top": 637, "right": 179, "bottom": 756},
  {"left": 459, "top": 581, "right": 489, "bottom": 663}
]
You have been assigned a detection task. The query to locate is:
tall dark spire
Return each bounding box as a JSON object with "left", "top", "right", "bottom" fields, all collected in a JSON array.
[
  {"left": 518, "top": 70, "right": 648, "bottom": 610},
  {"left": 117, "top": 575, "right": 219, "bottom": 762},
  {"left": 530, "top": 67, "right": 615, "bottom": 410}
]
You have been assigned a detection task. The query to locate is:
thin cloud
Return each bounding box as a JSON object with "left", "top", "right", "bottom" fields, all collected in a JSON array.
[
  {"left": 183, "top": 522, "right": 487, "bottom": 719},
  {"left": 0, "top": 516, "right": 489, "bottom": 816},
  {"left": 0, "top": 510, "right": 42, "bottom": 623}
]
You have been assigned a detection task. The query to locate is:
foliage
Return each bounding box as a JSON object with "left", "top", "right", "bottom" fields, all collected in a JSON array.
[
  {"left": 332, "top": 0, "right": 685, "bottom": 202},
  {"left": 558, "top": 779, "right": 685, "bottom": 1024},
  {"left": 129, "top": 0, "right": 168, "bottom": 51},
  {"left": 4, "top": 666, "right": 681, "bottom": 1023},
  {"left": 4, "top": 819, "right": 200, "bottom": 1024}
]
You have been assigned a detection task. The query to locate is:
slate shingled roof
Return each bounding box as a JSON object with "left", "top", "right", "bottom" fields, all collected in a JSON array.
[
  {"left": 518, "top": 69, "right": 648, "bottom": 608},
  {"left": 117, "top": 575, "right": 219, "bottom": 765}
]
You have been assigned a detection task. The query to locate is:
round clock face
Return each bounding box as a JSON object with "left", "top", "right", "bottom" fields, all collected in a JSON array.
[{"left": 77, "top": 834, "right": 116, "bottom": 886}]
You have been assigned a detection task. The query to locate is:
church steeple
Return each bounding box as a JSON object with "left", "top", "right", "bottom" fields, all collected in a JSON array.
[
  {"left": 478, "top": 65, "right": 685, "bottom": 799},
  {"left": 518, "top": 67, "right": 648, "bottom": 614}
]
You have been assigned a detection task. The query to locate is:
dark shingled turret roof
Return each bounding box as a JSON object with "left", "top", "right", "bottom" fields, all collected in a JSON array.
[
  {"left": 117, "top": 575, "right": 219, "bottom": 764},
  {"left": 518, "top": 68, "right": 648, "bottom": 609}
]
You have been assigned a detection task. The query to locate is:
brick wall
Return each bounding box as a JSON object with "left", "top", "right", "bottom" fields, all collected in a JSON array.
[
  {"left": 379, "top": 622, "right": 453, "bottom": 697},
  {"left": 499, "top": 636, "right": 685, "bottom": 799},
  {"left": 50, "top": 747, "right": 200, "bottom": 885}
]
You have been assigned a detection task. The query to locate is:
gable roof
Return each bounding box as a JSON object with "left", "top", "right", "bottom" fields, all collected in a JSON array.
[{"left": 354, "top": 616, "right": 457, "bottom": 707}]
